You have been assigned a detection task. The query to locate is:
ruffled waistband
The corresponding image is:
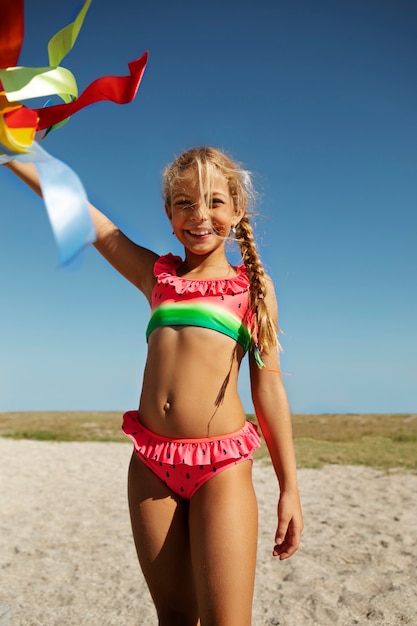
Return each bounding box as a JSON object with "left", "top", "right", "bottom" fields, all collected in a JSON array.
[{"left": 122, "top": 410, "right": 261, "bottom": 466}]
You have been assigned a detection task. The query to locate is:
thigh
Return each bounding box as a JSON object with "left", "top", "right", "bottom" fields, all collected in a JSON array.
[
  {"left": 189, "top": 460, "right": 258, "bottom": 626},
  {"left": 127, "top": 453, "right": 199, "bottom": 625}
]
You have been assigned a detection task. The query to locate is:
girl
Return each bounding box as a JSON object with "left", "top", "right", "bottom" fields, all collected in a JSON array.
[{"left": 5, "top": 147, "right": 303, "bottom": 626}]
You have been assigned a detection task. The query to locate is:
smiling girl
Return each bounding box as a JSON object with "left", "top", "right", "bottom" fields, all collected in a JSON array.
[{"left": 5, "top": 146, "right": 303, "bottom": 626}]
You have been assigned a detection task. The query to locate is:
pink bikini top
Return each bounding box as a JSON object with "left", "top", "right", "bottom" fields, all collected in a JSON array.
[{"left": 146, "top": 254, "right": 262, "bottom": 364}]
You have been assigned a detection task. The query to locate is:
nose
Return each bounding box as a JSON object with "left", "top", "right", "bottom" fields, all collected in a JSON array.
[{"left": 191, "top": 201, "right": 208, "bottom": 221}]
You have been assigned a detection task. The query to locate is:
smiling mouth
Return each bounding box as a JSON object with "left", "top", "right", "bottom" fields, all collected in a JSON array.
[{"left": 187, "top": 229, "right": 212, "bottom": 237}]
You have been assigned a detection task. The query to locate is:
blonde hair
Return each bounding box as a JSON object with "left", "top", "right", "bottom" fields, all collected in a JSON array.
[{"left": 163, "top": 146, "right": 278, "bottom": 356}]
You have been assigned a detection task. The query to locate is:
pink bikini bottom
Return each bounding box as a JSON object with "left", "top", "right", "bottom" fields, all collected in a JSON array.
[{"left": 122, "top": 410, "right": 261, "bottom": 499}]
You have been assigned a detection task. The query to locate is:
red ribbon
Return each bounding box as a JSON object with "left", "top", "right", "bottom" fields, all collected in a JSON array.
[
  {"left": 34, "top": 52, "right": 149, "bottom": 131},
  {"left": 5, "top": 106, "right": 38, "bottom": 129},
  {"left": 0, "top": 0, "right": 24, "bottom": 68}
]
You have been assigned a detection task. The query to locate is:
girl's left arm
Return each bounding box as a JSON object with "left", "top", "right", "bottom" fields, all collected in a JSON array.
[{"left": 249, "top": 280, "right": 304, "bottom": 560}]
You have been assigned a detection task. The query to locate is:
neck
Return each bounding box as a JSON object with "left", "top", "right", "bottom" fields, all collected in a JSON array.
[{"left": 180, "top": 249, "right": 234, "bottom": 278}]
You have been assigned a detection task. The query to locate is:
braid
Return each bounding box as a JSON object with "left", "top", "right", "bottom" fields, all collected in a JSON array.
[{"left": 237, "top": 215, "right": 279, "bottom": 354}]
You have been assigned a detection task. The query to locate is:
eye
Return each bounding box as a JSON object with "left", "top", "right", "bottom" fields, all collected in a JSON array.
[
  {"left": 210, "top": 197, "right": 224, "bottom": 207},
  {"left": 174, "top": 199, "right": 193, "bottom": 210}
]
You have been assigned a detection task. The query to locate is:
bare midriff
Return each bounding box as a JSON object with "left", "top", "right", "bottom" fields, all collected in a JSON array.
[{"left": 138, "top": 325, "right": 247, "bottom": 438}]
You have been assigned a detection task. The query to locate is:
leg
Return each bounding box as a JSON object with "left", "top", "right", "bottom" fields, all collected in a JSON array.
[
  {"left": 189, "top": 460, "right": 258, "bottom": 626},
  {"left": 127, "top": 453, "right": 199, "bottom": 626}
]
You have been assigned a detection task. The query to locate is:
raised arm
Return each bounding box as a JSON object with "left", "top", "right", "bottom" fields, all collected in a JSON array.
[
  {"left": 249, "top": 280, "right": 303, "bottom": 560},
  {"left": 3, "top": 160, "right": 158, "bottom": 300}
]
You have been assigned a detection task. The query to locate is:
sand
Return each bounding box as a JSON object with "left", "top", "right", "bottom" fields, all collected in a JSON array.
[{"left": 1, "top": 438, "right": 416, "bottom": 626}]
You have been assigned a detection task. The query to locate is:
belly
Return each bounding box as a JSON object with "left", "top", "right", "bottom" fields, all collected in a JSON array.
[{"left": 138, "top": 326, "right": 247, "bottom": 437}]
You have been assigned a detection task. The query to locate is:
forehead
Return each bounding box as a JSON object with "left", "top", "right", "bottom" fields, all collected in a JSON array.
[{"left": 171, "top": 166, "right": 230, "bottom": 198}]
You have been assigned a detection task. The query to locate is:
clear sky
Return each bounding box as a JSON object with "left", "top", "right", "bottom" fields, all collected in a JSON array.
[{"left": 1, "top": 0, "right": 416, "bottom": 414}]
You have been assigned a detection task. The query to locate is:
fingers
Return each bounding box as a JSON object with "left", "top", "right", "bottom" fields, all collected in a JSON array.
[
  {"left": 272, "top": 491, "right": 304, "bottom": 560},
  {"left": 273, "top": 518, "right": 303, "bottom": 560},
  {"left": 273, "top": 531, "right": 299, "bottom": 559}
]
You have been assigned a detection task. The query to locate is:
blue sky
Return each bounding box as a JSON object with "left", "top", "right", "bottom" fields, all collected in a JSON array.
[{"left": 1, "top": 0, "right": 416, "bottom": 414}]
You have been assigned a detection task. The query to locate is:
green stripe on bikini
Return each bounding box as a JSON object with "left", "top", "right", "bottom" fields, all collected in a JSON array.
[{"left": 146, "top": 302, "right": 252, "bottom": 351}]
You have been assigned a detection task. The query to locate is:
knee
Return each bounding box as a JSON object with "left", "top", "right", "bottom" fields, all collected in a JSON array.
[{"left": 157, "top": 608, "right": 198, "bottom": 626}]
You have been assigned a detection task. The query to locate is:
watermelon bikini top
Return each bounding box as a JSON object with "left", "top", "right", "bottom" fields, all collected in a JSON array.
[{"left": 146, "top": 254, "right": 262, "bottom": 363}]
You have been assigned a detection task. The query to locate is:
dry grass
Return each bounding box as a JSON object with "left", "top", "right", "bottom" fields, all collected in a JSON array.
[
  {"left": 0, "top": 411, "right": 416, "bottom": 470},
  {"left": 290, "top": 413, "right": 417, "bottom": 470},
  {"left": 0, "top": 411, "right": 125, "bottom": 443}
]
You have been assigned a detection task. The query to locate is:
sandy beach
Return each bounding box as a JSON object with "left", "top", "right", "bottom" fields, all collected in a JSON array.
[{"left": 1, "top": 438, "right": 416, "bottom": 626}]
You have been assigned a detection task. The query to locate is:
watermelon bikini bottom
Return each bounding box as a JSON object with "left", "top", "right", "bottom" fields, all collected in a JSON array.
[{"left": 122, "top": 411, "right": 261, "bottom": 500}]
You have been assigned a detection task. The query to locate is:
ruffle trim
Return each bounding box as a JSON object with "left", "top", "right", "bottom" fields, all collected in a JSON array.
[
  {"left": 122, "top": 411, "right": 261, "bottom": 466},
  {"left": 154, "top": 253, "right": 249, "bottom": 296}
]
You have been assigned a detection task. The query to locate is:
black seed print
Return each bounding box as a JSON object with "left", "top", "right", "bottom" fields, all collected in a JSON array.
[
  {"left": 182, "top": 459, "right": 185, "bottom": 463},
  {"left": 223, "top": 449, "right": 227, "bottom": 454},
  {"left": 166, "top": 471, "right": 170, "bottom": 477},
  {"left": 237, "top": 440, "right": 242, "bottom": 445},
  {"left": 238, "top": 303, "right": 241, "bottom": 308},
  {"left": 200, "top": 465, "right": 204, "bottom": 470},
  {"left": 172, "top": 464, "right": 176, "bottom": 469},
  {"left": 167, "top": 452, "right": 171, "bottom": 459},
  {"left": 213, "top": 467, "right": 217, "bottom": 472},
  {"left": 159, "top": 462, "right": 163, "bottom": 466},
  {"left": 221, "top": 295, "right": 224, "bottom": 300},
  {"left": 186, "top": 473, "right": 190, "bottom": 479},
  {"left": 154, "top": 455, "right": 158, "bottom": 460},
  {"left": 201, "top": 449, "right": 206, "bottom": 455},
  {"left": 195, "top": 482, "right": 199, "bottom": 488},
  {"left": 180, "top": 486, "right": 184, "bottom": 492}
]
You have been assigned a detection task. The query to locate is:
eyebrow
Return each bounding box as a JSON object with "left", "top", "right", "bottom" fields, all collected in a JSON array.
[{"left": 172, "top": 190, "right": 228, "bottom": 201}]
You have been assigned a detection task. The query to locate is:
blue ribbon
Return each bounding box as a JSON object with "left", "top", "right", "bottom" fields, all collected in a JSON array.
[{"left": 1, "top": 142, "right": 96, "bottom": 265}]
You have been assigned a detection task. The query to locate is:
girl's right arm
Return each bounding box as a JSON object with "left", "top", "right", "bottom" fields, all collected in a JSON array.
[
  {"left": 3, "top": 160, "right": 158, "bottom": 299},
  {"left": 249, "top": 279, "right": 303, "bottom": 560}
]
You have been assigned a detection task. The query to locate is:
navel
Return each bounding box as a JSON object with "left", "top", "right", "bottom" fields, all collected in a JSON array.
[{"left": 163, "top": 401, "right": 171, "bottom": 412}]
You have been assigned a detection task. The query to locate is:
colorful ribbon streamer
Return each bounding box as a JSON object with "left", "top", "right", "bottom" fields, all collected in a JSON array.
[
  {"left": 13, "top": 143, "right": 96, "bottom": 265},
  {"left": 0, "top": 0, "right": 148, "bottom": 264}
]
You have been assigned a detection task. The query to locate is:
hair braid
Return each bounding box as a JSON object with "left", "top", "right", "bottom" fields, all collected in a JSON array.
[{"left": 236, "top": 215, "right": 279, "bottom": 354}]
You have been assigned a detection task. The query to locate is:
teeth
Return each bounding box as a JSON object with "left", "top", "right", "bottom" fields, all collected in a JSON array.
[{"left": 189, "top": 230, "right": 210, "bottom": 236}]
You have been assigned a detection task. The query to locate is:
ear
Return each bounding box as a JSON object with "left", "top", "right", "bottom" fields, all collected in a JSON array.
[
  {"left": 164, "top": 202, "right": 172, "bottom": 221},
  {"left": 232, "top": 205, "right": 245, "bottom": 227}
]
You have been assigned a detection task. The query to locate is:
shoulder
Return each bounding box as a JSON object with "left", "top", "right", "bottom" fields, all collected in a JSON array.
[{"left": 153, "top": 253, "right": 183, "bottom": 278}]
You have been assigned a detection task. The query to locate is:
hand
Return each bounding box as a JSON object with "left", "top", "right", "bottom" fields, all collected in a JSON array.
[{"left": 273, "top": 490, "right": 304, "bottom": 560}]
